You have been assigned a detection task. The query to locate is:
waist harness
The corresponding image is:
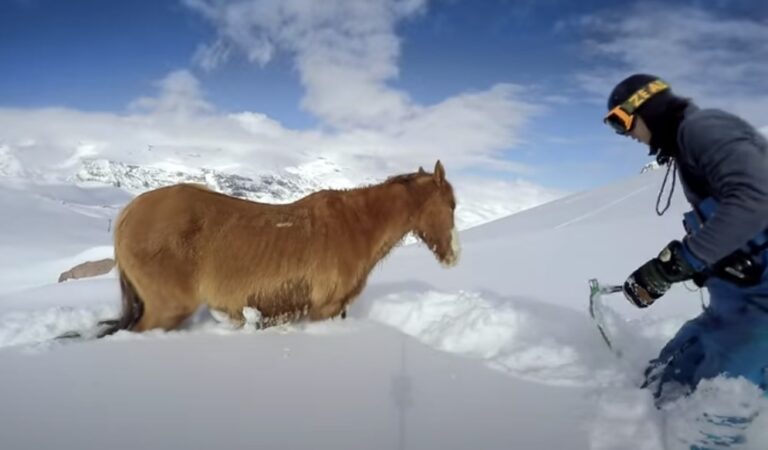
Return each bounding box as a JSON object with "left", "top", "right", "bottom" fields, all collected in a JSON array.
[{"left": 683, "top": 197, "right": 768, "bottom": 286}]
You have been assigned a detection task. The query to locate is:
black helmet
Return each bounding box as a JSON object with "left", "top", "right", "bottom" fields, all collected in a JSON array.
[
  {"left": 607, "top": 73, "right": 665, "bottom": 111},
  {"left": 604, "top": 73, "right": 671, "bottom": 135},
  {"left": 605, "top": 73, "right": 692, "bottom": 162}
]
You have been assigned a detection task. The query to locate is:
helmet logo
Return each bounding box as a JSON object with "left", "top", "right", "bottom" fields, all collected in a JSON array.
[{"left": 623, "top": 79, "right": 669, "bottom": 113}]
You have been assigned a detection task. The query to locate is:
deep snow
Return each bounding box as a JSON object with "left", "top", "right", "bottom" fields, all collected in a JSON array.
[{"left": 1, "top": 168, "right": 767, "bottom": 450}]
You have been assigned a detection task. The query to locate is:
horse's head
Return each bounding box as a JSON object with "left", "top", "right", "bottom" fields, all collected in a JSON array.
[{"left": 411, "top": 160, "right": 460, "bottom": 267}]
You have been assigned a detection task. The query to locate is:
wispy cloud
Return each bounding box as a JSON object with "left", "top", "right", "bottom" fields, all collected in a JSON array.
[
  {"left": 193, "top": 39, "right": 234, "bottom": 72},
  {"left": 182, "top": 0, "right": 429, "bottom": 128},
  {"left": 567, "top": 3, "right": 768, "bottom": 126},
  {"left": 181, "top": 0, "right": 543, "bottom": 170},
  {"left": 0, "top": 69, "right": 307, "bottom": 174},
  {"left": 128, "top": 70, "right": 214, "bottom": 116},
  {"left": 0, "top": 68, "right": 556, "bottom": 225}
]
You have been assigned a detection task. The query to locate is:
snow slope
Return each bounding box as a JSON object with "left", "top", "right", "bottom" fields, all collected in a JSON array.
[
  {"left": 0, "top": 181, "right": 124, "bottom": 296},
  {"left": 1, "top": 169, "right": 766, "bottom": 450}
]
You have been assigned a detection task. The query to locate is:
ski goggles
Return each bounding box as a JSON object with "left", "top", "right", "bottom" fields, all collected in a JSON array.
[{"left": 603, "top": 79, "right": 670, "bottom": 134}]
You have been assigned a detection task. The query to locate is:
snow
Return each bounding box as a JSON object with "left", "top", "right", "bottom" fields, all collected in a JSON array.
[
  {"left": 364, "top": 288, "right": 619, "bottom": 387},
  {"left": 0, "top": 181, "right": 121, "bottom": 296},
  {"left": 0, "top": 323, "right": 590, "bottom": 450},
  {"left": 1, "top": 168, "right": 766, "bottom": 449}
]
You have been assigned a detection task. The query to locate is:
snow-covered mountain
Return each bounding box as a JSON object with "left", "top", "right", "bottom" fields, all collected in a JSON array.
[
  {"left": 0, "top": 138, "right": 562, "bottom": 233},
  {"left": 73, "top": 158, "right": 331, "bottom": 204},
  {"left": 1, "top": 168, "right": 766, "bottom": 450},
  {"left": 68, "top": 158, "right": 554, "bottom": 232}
]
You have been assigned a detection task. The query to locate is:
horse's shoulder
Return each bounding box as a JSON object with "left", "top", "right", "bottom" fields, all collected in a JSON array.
[
  {"left": 167, "top": 183, "right": 214, "bottom": 195},
  {"left": 181, "top": 183, "right": 213, "bottom": 192},
  {"left": 294, "top": 188, "right": 334, "bottom": 204}
]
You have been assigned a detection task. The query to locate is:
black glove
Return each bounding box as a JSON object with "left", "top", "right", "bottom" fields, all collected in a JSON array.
[{"left": 623, "top": 240, "right": 699, "bottom": 308}]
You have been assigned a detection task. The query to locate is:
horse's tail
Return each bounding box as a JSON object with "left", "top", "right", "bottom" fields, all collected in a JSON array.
[{"left": 96, "top": 269, "right": 144, "bottom": 338}]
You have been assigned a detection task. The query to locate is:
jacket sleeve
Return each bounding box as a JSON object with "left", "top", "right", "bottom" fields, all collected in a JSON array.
[{"left": 679, "top": 113, "right": 768, "bottom": 265}]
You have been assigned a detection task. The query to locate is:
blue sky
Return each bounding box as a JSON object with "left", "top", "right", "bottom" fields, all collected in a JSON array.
[{"left": 1, "top": 0, "right": 767, "bottom": 194}]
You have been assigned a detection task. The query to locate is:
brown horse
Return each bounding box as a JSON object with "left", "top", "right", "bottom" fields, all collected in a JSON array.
[{"left": 98, "top": 160, "right": 459, "bottom": 336}]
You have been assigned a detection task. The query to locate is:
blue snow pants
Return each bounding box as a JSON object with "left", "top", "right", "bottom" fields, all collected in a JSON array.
[
  {"left": 653, "top": 196, "right": 768, "bottom": 399},
  {"left": 645, "top": 198, "right": 768, "bottom": 448},
  {"left": 644, "top": 272, "right": 768, "bottom": 449},
  {"left": 646, "top": 275, "right": 768, "bottom": 402}
]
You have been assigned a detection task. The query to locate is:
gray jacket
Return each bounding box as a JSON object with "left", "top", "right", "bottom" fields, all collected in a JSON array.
[{"left": 675, "top": 105, "right": 768, "bottom": 265}]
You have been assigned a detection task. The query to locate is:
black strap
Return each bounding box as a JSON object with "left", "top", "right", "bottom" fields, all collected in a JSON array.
[{"left": 656, "top": 159, "right": 676, "bottom": 216}]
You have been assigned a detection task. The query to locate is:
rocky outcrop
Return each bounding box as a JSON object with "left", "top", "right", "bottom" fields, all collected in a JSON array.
[{"left": 58, "top": 258, "right": 116, "bottom": 283}]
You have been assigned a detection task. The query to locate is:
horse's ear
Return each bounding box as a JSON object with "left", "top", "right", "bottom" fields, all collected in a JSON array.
[
  {"left": 418, "top": 166, "right": 426, "bottom": 175},
  {"left": 433, "top": 160, "right": 445, "bottom": 186}
]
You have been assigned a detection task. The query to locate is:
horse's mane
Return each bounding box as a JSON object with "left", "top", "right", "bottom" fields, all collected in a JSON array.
[
  {"left": 311, "top": 170, "right": 430, "bottom": 197},
  {"left": 384, "top": 172, "right": 425, "bottom": 184}
]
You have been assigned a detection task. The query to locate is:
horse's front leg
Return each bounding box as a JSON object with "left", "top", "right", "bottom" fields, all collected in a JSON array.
[
  {"left": 309, "top": 301, "right": 347, "bottom": 322},
  {"left": 210, "top": 306, "right": 263, "bottom": 330}
]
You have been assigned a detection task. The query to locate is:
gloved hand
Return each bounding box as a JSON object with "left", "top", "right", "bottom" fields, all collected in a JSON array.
[{"left": 623, "top": 240, "right": 701, "bottom": 308}]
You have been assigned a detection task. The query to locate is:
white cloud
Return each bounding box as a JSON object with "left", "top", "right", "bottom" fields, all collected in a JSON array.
[
  {"left": 193, "top": 39, "right": 234, "bottom": 72},
  {"left": 305, "top": 83, "right": 540, "bottom": 174},
  {"left": 182, "top": 0, "right": 428, "bottom": 129},
  {"left": 569, "top": 4, "right": 768, "bottom": 127},
  {"left": 0, "top": 107, "right": 292, "bottom": 175},
  {"left": 128, "top": 70, "right": 214, "bottom": 116},
  {"left": 0, "top": 81, "right": 538, "bottom": 176},
  {"left": 0, "top": 103, "right": 561, "bottom": 230},
  {"left": 180, "top": 0, "right": 541, "bottom": 153}
]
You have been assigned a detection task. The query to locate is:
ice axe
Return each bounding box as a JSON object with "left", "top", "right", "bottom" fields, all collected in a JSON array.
[{"left": 588, "top": 278, "right": 623, "bottom": 358}]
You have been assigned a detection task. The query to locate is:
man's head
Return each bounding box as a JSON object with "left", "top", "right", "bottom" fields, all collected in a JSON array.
[
  {"left": 604, "top": 74, "right": 669, "bottom": 138},
  {"left": 604, "top": 73, "right": 691, "bottom": 161}
]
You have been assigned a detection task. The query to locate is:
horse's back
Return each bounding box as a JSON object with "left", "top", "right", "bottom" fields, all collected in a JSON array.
[
  {"left": 117, "top": 182, "right": 264, "bottom": 226},
  {"left": 114, "top": 183, "right": 307, "bottom": 271},
  {"left": 114, "top": 183, "right": 209, "bottom": 273},
  {"left": 116, "top": 183, "right": 209, "bottom": 236}
]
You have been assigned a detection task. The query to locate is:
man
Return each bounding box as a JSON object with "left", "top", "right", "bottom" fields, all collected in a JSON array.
[{"left": 604, "top": 73, "right": 768, "bottom": 445}]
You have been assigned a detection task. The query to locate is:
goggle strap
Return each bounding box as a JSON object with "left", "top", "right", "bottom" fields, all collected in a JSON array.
[{"left": 619, "top": 79, "right": 669, "bottom": 115}]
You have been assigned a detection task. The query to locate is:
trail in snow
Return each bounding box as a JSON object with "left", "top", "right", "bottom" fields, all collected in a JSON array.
[
  {"left": 0, "top": 275, "right": 734, "bottom": 450},
  {"left": 356, "top": 286, "right": 623, "bottom": 387},
  {"left": 0, "top": 274, "right": 679, "bottom": 393},
  {"left": 553, "top": 184, "right": 652, "bottom": 230},
  {"left": 2, "top": 278, "right": 765, "bottom": 450}
]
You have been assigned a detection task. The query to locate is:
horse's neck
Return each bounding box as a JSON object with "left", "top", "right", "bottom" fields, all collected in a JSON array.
[{"left": 356, "top": 183, "right": 417, "bottom": 262}]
